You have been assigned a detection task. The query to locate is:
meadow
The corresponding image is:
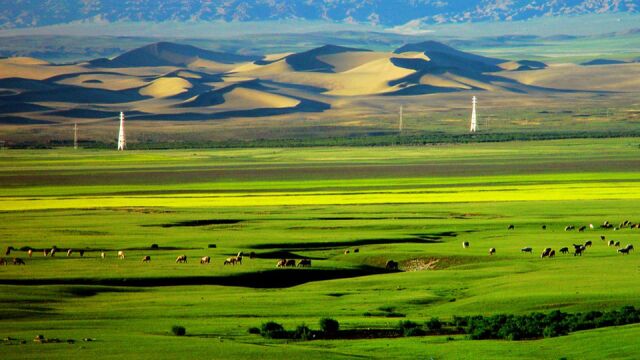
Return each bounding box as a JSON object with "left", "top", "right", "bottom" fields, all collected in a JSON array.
[{"left": 1, "top": 138, "right": 640, "bottom": 359}]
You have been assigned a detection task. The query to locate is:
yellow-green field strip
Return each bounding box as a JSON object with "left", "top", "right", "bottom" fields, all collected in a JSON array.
[{"left": 2, "top": 181, "right": 639, "bottom": 210}]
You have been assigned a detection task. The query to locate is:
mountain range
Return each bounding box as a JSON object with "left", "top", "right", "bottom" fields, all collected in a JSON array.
[{"left": 2, "top": 1, "right": 639, "bottom": 29}]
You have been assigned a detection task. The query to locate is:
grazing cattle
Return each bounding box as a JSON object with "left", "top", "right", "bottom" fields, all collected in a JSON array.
[
  {"left": 489, "top": 248, "right": 496, "bottom": 255},
  {"left": 50, "top": 248, "right": 56, "bottom": 257},
  {"left": 285, "top": 259, "right": 296, "bottom": 267},
  {"left": 618, "top": 248, "right": 630, "bottom": 255},
  {"left": 608, "top": 240, "right": 615, "bottom": 246},
  {"left": 542, "top": 225, "right": 547, "bottom": 230},
  {"left": 508, "top": 224, "right": 515, "bottom": 230},
  {"left": 43, "top": 249, "right": 49, "bottom": 257},
  {"left": 614, "top": 241, "right": 621, "bottom": 247},
  {"left": 589, "top": 224, "right": 594, "bottom": 229},
  {"left": 79, "top": 250, "right": 84, "bottom": 257},
  {"left": 549, "top": 250, "right": 556, "bottom": 258},
  {"left": 559, "top": 247, "right": 569, "bottom": 254},
  {"left": 27, "top": 249, "right": 33, "bottom": 258},
  {"left": 521, "top": 247, "right": 533, "bottom": 254},
  {"left": 5, "top": 246, "right": 13, "bottom": 255},
  {"left": 574, "top": 246, "right": 585, "bottom": 256},
  {"left": 297, "top": 259, "right": 312, "bottom": 267},
  {"left": 584, "top": 240, "right": 592, "bottom": 248},
  {"left": 235, "top": 255, "right": 243, "bottom": 265},
  {"left": 224, "top": 257, "right": 237, "bottom": 266},
  {"left": 117, "top": 251, "right": 125, "bottom": 259},
  {"left": 200, "top": 256, "right": 210, "bottom": 264},
  {"left": 572, "top": 244, "right": 583, "bottom": 250},
  {"left": 386, "top": 260, "right": 399, "bottom": 270},
  {"left": 625, "top": 244, "right": 634, "bottom": 252},
  {"left": 276, "top": 259, "right": 287, "bottom": 268},
  {"left": 101, "top": 251, "right": 106, "bottom": 259},
  {"left": 578, "top": 226, "right": 586, "bottom": 232},
  {"left": 344, "top": 249, "right": 350, "bottom": 255},
  {"left": 237, "top": 251, "right": 244, "bottom": 258},
  {"left": 249, "top": 252, "right": 256, "bottom": 259},
  {"left": 13, "top": 258, "right": 25, "bottom": 265},
  {"left": 354, "top": 248, "right": 359, "bottom": 253},
  {"left": 175, "top": 255, "right": 187, "bottom": 263},
  {"left": 541, "top": 248, "right": 552, "bottom": 258},
  {"left": 462, "top": 241, "right": 470, "bottom": 249},
  {"left": 600, "top": 235, "right": 606, "bottom": 241},
  {"left": 564, "top": 226, "right": 574, "bottom": 231},
  {"left": 67, "top": 249, "right": 73, "bottom": 257},
  {"left": 142, "top": 256, "right": 151, "bottom": 263}
]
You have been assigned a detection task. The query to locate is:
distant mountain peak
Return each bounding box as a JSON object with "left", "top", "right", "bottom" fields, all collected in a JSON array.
[{"left": 1, "top": 1, "right": 639, "bottom": 29}]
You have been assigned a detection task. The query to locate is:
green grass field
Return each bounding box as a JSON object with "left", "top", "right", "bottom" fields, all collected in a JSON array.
[{"left": 1, "top": 139, "right": 640, "bottom": 359}]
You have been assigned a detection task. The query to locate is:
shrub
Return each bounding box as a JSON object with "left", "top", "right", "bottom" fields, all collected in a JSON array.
[
  {"left": 404, "top": 327, "right": 426, "bottom": 337},
  {"left": 208, "top": 244, "right": 217, "bottom": 248},
  {"left": 398, "top": 321, "right": 424, "bottom": 337},
  {"left": 319, "top": 318, "right": 339, "bottom": 334},
  {"left": 171, "top": 325, "right": 186, "bottom": 336},
  {"left": 247, "top": 327, "right": 261, "bottom": 335},
  {"left": 150, "top": 244, "right": 159, "bottom": 249},
  {"left": 260, "top": 321, "right": 286, "bottom": 339},
  {"left": 293, "top": 324, "right": 312, "bottom": 340},
  {"left": 426, "top": 317, "right": 442, "bottom": 331}
]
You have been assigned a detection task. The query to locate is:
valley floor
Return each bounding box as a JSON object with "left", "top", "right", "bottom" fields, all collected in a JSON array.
[{"left": 1, "top": 138, "right": 639, "bottom": 359}]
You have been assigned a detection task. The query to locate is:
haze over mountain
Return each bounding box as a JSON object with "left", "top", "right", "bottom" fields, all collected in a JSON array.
[{"left": 2, "top": 0, "right": 639, "bottom": 29}]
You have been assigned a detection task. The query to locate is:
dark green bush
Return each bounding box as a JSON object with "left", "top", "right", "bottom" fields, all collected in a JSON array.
[
  {"left": 171, "top": 325, "right": 186, "bottom": 336},
  {"left": 208, "top": 244, "right": 217, "bottom": 248},
  {"left": 260, "top": 321, "right": 287, "bottom": 339},
  {"left": 398, "top": 320, "right": 424, "bottom": 336},
  {"left": 294, "top": 324, "right": 313, "bottom": 340},
  {"left": 319, "top": 318, "right": 339, "bottom": 334},
  {"left": 150, "top": 244, "right": 159, "bottom": 249},
  {"left": 426, "top": 317, "right": 442, "bottom": 331},
  {"left": 247, "top": 327, "right": 260, "bottom": 335}
]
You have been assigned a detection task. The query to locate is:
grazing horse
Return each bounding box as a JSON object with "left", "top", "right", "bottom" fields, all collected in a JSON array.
[
  {"left": 578, "top": 226, "right": 586, "bottom": 232},
  {"left": 584, "top": 240, "right": 593, "bottom": 248},
  {"left": 618, "top": 248, "right": 630, "bottom": 255},
  {"left": 117, "top": 251, "right": 125, "bottom": 259},
  {"left": 285, "top": 259, "right": 296, "bottom": 267},
  {"left": 200, "top": 256, "right": 210, "bottom": 264},
  {"left": 489, "top": 248, "right": 496, "bottom": 255},
  {"left": 67, "top": 249, "right": 73, "bottom": 257},
  {"left": 142, "top": 256, "right": 151, "bottom": 263},
  {"left": 521, "top": 247, "right": 533, "bottom": 254},
  {"left": 224, "top": 257, "right": 236, "bottom": 265},
  {"left": 13, "top": 258, "right": 25, "bottom": 265},
  {"left": 297, "top": 259, "right": 312, "bottom": 267},
  {"left": 462, "top": 242, "right": 470, "bottom": 249},
  {"left": 507, "top": 225, "right": 515, "bottom": 230},
  {"left": 276, "top": 259, "right": 287, "bottom": 268},
  {"left": 559, "top": 247, "right": 569, "bottom": 254},
  {"left": 175, "top": 255, "right": 187, "bottom": 263},
  {"left": 27, "top": 249, "right": 33, "bottom": 258},
  {"left": 541, "top": 248, "right": 552, "bottom": 258},
  {"left": 235, "top": 255, "right": 243, "bottom": 265},
  {"left": 386, "top": 260, "right": 399, "bottom": 270}
]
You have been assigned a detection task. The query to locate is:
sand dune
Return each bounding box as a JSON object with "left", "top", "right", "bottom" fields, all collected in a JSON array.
[
  {"left": 217, "top": 87, "right": 300, "bottom": 110},
  {"left": 316, "top": 51, "right": 390, "bottom": 73},
  {"left": 57, "top": 73, "right": 147, "bottom": 91},
  {"left": 139, "top": 77, "right": 193, "bottom": 98}
]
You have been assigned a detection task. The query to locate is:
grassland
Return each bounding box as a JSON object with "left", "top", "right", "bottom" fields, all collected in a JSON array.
[{"left": 1, "top": 138, "right": 640, "bottom": 359}]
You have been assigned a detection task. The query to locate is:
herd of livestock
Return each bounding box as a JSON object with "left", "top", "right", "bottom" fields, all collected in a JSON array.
[{"left": 0, "top": 221, "right": 636, "bottom": 270}]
